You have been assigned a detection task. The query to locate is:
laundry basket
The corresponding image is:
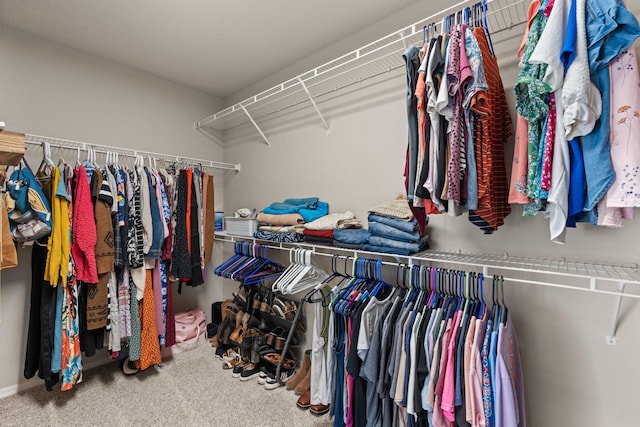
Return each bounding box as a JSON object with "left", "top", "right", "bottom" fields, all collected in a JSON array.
[{"left": 224, "top": 217, "right": 257, "bottom": 237}]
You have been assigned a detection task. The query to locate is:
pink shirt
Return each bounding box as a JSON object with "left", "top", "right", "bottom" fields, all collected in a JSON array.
[
  {"left": 442, "top": 310, "right": 463, "bottom": 421},
  {"left": 432, "top": 317, "right": 453, "bottom": 427},
  {"left": 604, "top": 46, "right": 640, "bottom": 209},
  {"left": 464, "top": 315, "right": 478, "bottom": 419},
  {"left": 469, "top": 310, "right": 488, "bottom": 427}
]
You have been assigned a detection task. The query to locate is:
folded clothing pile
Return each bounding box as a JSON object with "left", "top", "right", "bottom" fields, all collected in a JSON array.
[
  {"left": 301, "top": 211, "right": 363, "bottom": 246},
  {"left": 255, "top": 197, "right": 329, "bottom": 242},
  {"left": 363, "top": 213, "right": 429, "bottom": 256}
]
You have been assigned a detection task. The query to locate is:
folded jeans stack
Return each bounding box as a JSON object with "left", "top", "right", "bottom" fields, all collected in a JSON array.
[
  {"left": 333, "top": 228, "right": 370, "bottom": 250},
  {"left": 363, "top": 214, "right": 428, "bottom": 255}
]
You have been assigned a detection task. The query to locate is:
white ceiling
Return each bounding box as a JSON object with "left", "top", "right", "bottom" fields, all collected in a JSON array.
[{"left": 0, "top": 0, "right": 418, "bottom": 99}]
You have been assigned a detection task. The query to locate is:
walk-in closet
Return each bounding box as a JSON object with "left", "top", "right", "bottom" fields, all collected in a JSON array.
[{"left": 0, "top": 0, "right": 639, "bottom": 426}]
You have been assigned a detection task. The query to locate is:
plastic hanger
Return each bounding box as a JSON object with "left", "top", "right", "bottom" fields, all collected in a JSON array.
[
  {"left": 482, "top": 0, "right": 495, "bottom": 56},
  {"left": 36, "top": 141, "right": 55, "bottom": 177}
]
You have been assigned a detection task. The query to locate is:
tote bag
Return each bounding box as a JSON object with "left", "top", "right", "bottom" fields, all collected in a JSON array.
[{"left": 160, "top": 308, "right": 207, "bottom": 358}]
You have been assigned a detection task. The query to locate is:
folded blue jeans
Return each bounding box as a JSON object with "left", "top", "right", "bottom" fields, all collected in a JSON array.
[
  {"left": 363, "top": 244, "right": 411, "bottom": 256},
  {"left": 333, "top": 228, "right": 371, "bottom": 245},
  {"left": 368, "top": 221, "right": 420, "bottom": 242},
  {"left": 367, "top": 214, "right": 419, "bottom": 234},
  {"left": 368, "top": 236, "right": 420, "bottom": 253}
]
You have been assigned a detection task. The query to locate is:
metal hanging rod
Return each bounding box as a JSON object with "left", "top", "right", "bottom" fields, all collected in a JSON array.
[
  {"left": 215, "top": 232, "right": 640, "bottom": 345},
  {"left": 195, "top": 0, "right": 528, "bottom": 144},
  {"left": 24, "top": 133, "right": 240, "bottom": 172}
]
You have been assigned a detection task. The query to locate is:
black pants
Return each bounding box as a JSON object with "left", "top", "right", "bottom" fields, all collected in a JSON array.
[{"left": 24, "top": 240, "right": 58, "bottom": 391}]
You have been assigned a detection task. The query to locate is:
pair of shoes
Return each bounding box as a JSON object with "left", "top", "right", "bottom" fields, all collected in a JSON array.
[
  {"left": 286, "top": 349, "right": 311, "bottom": 394},
  {"left": 232, "top": 287, "right": 247, "bottom": 307},
  {"left": 296, "top": 388, "right": 311, "bottom": 409},
  {"left": 264, "top": 367, "right": 295, "bottom": 390},
  {"left": 296, "top": 388, "right": 330, "bottom": 414},
  {"left": 221, "top": 349, "right": 242, "bottom": 370},
  {"left": 272, "top": 298, "right": 297, "bottom": 321},
  {"left": 229, "top": 312, "right": 251, "bottom": 344},
  {"left": 262, "top": 352, "right": 295, "bottom": 370},
  {"left": 239, "top": 362, "right": 262, "bottom": 381},
  {"left": 309, "top": 403, "right": 330, "bottom": 416}
]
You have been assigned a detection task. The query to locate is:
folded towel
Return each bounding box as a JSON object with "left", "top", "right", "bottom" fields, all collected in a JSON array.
[
  {"left": 256, "top": 212, "right": 304, "bottom": 226},
  {"left": 304, "top": 211, "right": 356, "bottom": 230},
  {"left": 303, "top": 229, "right": 334, "bottom": 238},
  {"left": 269, "top": 197, "right": 319, "bottom": 210},
  {"left": 263, "top": 201, "right": 329, "bottom": 223},
  {"left": 333, "top": 229, "right": 370, "bottom": 245},
  {"left": 368, "top": 221, "right": 420, "bottom": 242}
]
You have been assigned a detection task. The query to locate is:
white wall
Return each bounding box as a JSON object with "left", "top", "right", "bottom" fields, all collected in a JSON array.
[
  {"left": 219, "top": 7, "right": 640, "bottom": 427},
  {"left": 0, "top": 26, "right": 226, "bottom": 393}
]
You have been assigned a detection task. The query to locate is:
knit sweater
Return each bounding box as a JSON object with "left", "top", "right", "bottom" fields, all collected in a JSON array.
[{"left": 71, "top": 165, "right": 98, "bottom": 283}]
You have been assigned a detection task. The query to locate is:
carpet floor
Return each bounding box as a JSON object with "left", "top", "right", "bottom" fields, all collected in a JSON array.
[{"left": 0, "top": 344, "right": 331, "bottom": 427}]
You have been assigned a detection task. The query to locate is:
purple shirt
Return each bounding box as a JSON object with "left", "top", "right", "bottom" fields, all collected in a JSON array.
[{"left": 497, "top": 316, "right": 526, "bottom": 426}]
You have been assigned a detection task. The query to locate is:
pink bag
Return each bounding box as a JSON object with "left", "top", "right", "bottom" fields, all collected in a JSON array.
[{"left": 161, "top": 308, "right": 207, "bottom": 358}]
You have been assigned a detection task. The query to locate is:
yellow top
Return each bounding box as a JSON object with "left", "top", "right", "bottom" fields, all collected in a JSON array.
[{"left": 44, "top": 167, "right": 70, "bottom": 287}]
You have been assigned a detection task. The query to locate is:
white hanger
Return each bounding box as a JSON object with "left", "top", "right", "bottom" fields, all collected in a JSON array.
[{"left": 272, "top": 248, "right": 328, "bottom": 295}]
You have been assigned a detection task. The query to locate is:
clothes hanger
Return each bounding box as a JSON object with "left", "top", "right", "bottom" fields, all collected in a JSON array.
[
  {"left": 36, "top": 141, "right": 55, "bottom": 178},
  {"left": 481, "top": 0, "right": 495, "bottom": 56}
]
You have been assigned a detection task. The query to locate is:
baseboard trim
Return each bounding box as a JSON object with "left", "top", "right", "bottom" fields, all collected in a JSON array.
[{"left": 0, "top": 356, "right": 114, "bottom": 399}]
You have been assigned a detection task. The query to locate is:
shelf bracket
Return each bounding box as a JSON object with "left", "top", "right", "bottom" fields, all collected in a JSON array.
[
  {"left": 605, "top": 281, "right": 626, "bottom": 346},
  {"left": 240, "top": 105, "right": 271, "bottom": 146},
  {"left": 297, "top": 77, "right": 330, "bottom": 133}
]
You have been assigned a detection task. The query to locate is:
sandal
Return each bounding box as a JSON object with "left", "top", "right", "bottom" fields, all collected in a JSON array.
[
  {"left": 262, "top": 352, "right": 296, "bottom": 370},
  {"left": 221, "top": 349, "right": 242, "bottom": 369},
  {"left": 229, "top": 312, "right": 250, "bottom": 344},
  {"left": 232, "top": 287, "right": 248, "bottom": 307}
]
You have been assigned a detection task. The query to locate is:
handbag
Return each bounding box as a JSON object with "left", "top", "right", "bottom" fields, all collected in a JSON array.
[
  {"left": 0, "top": 167, "right": 17, "bottom": 270},
  {"left": 0, "top": 131, "right": 25, "bottom": 166},
  {"left": 0, "top": 196, "right": 17, "bottom": 270},
  {"left": 161, "top": 308, "right": 207, "bottom": 358}
]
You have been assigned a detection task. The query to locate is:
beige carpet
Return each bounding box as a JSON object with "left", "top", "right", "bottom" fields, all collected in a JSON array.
[{"left": 0, "top": 344, "right": 331, "bottom": 427}]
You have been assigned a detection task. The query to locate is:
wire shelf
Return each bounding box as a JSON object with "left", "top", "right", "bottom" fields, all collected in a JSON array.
[
  {"left": 196, "top": 0, "right": 528, "bottom": 144},
  {"left": 214, "top": 232, "right": 640, "bottom": 288}
]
